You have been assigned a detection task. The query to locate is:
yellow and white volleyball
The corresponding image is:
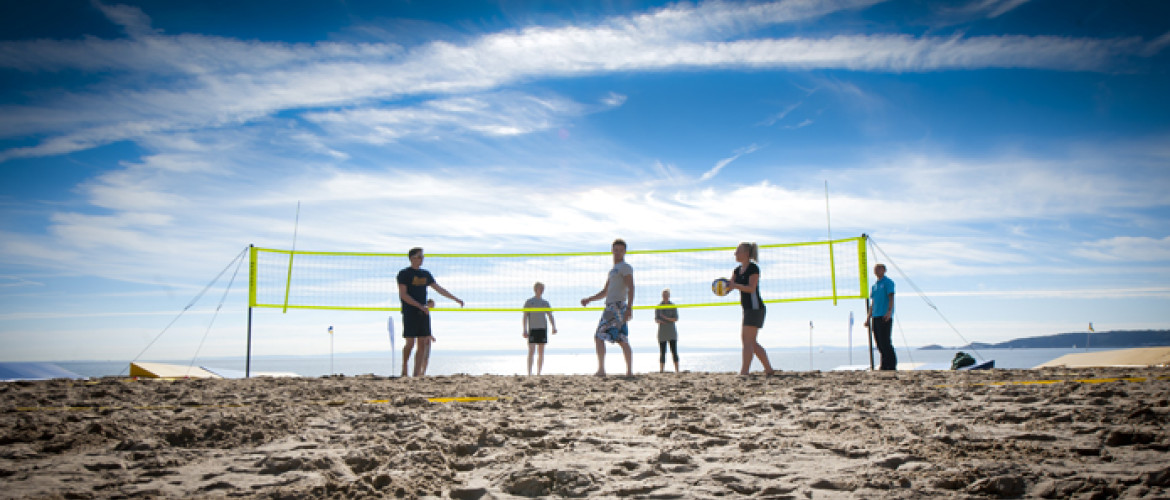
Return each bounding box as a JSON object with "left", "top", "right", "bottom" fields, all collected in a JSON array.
[{"left": 711, "top": 278, "right": 732, "bottom": 296}]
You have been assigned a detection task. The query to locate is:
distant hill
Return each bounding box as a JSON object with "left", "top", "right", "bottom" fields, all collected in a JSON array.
[{"left": 919, "top": 330, "right": 1170, "bottom": 350}]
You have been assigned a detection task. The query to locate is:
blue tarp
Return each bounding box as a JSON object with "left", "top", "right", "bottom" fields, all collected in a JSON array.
[{"left": 0, "top": 362, "right": 86, "bottom": 381}]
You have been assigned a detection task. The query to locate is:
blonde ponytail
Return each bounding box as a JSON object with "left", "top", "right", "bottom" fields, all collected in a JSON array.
[{"left": 738, "top": 242, "right": 759, "bottom": 262}]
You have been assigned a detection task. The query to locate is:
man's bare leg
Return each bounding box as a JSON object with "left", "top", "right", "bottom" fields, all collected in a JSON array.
[{"left": 401, "top": 338, "right": 415, "bottom": 377}]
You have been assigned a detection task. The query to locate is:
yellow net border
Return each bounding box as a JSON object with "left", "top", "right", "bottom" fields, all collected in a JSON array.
[{"left": 249, "top": 236, "right": 869, "bottom": 312}]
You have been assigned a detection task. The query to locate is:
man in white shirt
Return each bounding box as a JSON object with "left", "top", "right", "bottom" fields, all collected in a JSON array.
[{"left": 581, "top": 239, "right": 635, "bottom": 377}]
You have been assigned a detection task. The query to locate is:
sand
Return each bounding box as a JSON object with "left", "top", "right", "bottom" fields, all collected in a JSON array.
[{"left": 2, "top": 368, "right": 1169, "bottom": 499}]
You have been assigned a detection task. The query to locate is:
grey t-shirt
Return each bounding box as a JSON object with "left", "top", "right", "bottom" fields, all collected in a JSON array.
[
  {"left": 605, "top": 261, "right": 634, "bottom": 305},
  {"left": 656, "top": 302, "right": 678, "bottom": 342},
  {"left": 524, "top": 297, "right": 550, "bottom": 330}
]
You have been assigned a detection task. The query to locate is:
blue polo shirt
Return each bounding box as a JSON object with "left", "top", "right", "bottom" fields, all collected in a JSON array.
[{"left": 870, "top": 276, "right": 895, "bottom": 317}]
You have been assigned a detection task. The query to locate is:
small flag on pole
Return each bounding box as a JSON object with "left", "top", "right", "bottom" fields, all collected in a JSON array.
[
  {"left": 1088, "top": 323, "right": 1094, "bottom": 332},
  {"left": 328, "top": 326, "right": 333, "bottom": 335}
]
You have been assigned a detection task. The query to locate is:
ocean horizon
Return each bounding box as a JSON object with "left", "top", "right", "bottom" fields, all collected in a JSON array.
[{"left": 48, "top": 347, "right": 1109, "bottom": 379}]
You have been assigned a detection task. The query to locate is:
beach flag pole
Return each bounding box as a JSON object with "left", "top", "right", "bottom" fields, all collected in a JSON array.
[
  {"left": 809, "top": 321, "right": 814, "bottom": 370},
  {"left": 328, "top": 326, "right": 334, "bottom": 375},
  {"left": 388, "top": 317, "right": 396, "bottom": 377},
  {"left": 848, "top": 311, "right": 854, "bottom": 365}
]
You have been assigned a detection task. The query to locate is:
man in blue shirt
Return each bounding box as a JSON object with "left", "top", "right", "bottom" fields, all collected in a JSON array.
[{"left": 864, "top": 264, "right": 896, "bottom": 370}]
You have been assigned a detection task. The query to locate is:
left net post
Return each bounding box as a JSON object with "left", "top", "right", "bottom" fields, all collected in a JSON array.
[{"left": 247, "top": 244, "right": 256, "bottom": 378}]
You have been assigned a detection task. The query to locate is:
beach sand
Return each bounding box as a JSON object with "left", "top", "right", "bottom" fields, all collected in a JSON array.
[{"left": 2, "top": 368, "right": 1168, "bottom": 499}]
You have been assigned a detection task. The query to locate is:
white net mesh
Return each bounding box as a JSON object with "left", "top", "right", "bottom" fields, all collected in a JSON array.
[{"left": 250, "top": 237, "right": 868, "bottom": 312}]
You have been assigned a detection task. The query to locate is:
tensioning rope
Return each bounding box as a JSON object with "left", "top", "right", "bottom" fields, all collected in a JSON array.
[
  {"left": 186, "top": 246, "right": 248, "bottom": 377},
  {"left": 120, "top": 246, "right": 250, "bottom": 376},
  {"left": 868, "top": 237, "right": 985, "bottom": 361}
]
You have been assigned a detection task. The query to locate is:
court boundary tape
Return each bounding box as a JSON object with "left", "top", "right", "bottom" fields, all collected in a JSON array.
[{"left": 933, "top": 375, "right": 1170, "bottom": 388}]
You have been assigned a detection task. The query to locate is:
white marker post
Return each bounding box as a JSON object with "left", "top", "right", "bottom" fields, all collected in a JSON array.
[{"left": 388, "top": 317, "right": 396, "bottom": 377}]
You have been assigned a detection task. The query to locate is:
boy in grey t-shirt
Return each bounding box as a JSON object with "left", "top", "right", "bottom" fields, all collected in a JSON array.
[{"left": 523, "top": 282, "right": 557, "bottom": 376}]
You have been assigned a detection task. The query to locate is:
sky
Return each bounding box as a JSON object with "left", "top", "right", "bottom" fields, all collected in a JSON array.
[{"left": 1, "top": 0, "right": 1169, "bottom": 364}]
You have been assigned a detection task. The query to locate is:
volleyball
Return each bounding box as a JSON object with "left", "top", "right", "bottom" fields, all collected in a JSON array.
[{"left": 711, "top": 278, "right": 731, "bottom": 296}]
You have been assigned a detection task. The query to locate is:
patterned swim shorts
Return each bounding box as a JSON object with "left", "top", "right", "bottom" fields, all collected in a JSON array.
[{"left": 594, "top": 301, "right": 629, "bottom": 344}]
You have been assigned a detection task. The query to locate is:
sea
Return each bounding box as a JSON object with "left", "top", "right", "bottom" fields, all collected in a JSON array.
[{"left": 53, "top": 347, "right": 1101, "bottom": 379}]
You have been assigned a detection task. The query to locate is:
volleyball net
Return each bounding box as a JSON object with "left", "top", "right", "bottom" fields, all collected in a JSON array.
[{"left": 248, "top": 236, "right": 869, "bottom": 313}]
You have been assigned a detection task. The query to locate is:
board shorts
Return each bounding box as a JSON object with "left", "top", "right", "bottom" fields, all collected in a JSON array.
[
  {"left": 595, "top": 301, "right": 629, "bottom": 344},
  {"left": 742, "top": 307, "right": 766, "bottom": 328},
  {"left": 527, "top": 328, "right": 548, "bottom": 344},
  {"left": 401, "top": 307, "right": 432, "bottom": 338}
]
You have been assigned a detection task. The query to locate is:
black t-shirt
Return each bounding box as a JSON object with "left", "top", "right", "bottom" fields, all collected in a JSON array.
[
  {"left": 397, "top": 267, "right": 434, "bottom": 310},
  {"left": 732, "top": 262, "right": 764, "bottom": 310}
]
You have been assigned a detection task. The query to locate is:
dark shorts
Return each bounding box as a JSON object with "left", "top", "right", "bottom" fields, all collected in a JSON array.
[
  {"left": 528, "top": 328, "right": 548, "bottom": 344},
  {"left": 742, "top": 307, "right": 766, "bottom": 328},
  {"left": 402, "top": 308, "right": 432, "bottom": 338}
]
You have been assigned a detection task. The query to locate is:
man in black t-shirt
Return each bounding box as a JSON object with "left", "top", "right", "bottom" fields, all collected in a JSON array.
[{"left": 397, "top": 247, "right": 463, "bottom": 377}]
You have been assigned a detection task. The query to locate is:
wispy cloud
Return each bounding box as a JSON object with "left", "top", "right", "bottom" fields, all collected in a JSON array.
[
  {"left": 304, "top": 92, "right": 584, "bottom": 143},
  {"left": 0, "top": 275, "right": 43, "bottom": 288},
  {"left": 964, "top": 0, "right": 1032, "bottom": 19},
  {"left": 1073, "top": 236, "right": 1170, "bottom": 262},
  {"left": 0, "top": 0, "right": 1149, "bottom": 162},
  {"left": 699, "top": 144, "right": 760, "bottom": 182},
  {"left": 6, "top": 130, "right": 1164, "bottom": 293},
  {"left": 601, "top": 92, "right": 628, "bottom": 107},
  {"left": 1144, "top": 31, "right": 1170, "bottom": 57},
  {"left": 925, "top": 287, "right": 1170, "bottom": 299}
]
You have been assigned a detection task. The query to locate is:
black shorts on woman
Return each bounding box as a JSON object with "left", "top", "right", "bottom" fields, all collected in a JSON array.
[{"left": 733, "top": 262, "right": 766, "bottom": 328}]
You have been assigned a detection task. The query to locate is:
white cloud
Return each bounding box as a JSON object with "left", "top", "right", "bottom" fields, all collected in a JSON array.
[
  {"left": 601, "top": 92, "right": 628, "bottom": 107},
  {"left": 924, "top": 287, "right": 1170, "bottom": 299},
  {"left": 93, "top": 1, "right": 159, "bottom": 38},
  {"left": 0, "top": 275, "right": 43, "bottom": 288},
  {"left": 1073, "top": 236, "right": 1170, "bottom": 262},
  {"left": 0, "top": 1, "right": 1149, "bottom": 162},
  {"left": 1144, "top": 31, "right": 1170, "bottom": 57},
  {"left": 699, "top": 144, "right": 760, "bottom": 182},
  {"left": 304, "top": 92, "right": 584, "bottom": 143},
  {"left": 964, "top": 0, "right": 1032, "bottom": 19}
]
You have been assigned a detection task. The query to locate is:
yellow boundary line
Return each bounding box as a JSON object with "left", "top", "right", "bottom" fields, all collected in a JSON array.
[
  {"left": 13, "top": 375, "right": 1170, "bottom": 412},
  {"left": 934, "top": 375, "right": 1170, "bottom": 388}
]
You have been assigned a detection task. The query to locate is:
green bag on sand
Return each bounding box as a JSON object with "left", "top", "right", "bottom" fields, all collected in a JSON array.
[{"left": 951, "top": 352, "right": 976, "bottom": 370}]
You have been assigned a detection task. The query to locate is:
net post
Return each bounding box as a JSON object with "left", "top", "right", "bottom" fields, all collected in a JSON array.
[
  {"left": 858, "top": 234, "right": 870, "bottom": 297},
  {"left": 866, "top": 298, "right": 875, "bottom": 370},
  {"left": 247, "top": 244, "right": 256, "bottom": 379},
  {"left": 861, "top": 234, "right": 874, "bottom": 370},
  {"left": 246, "top": 306, "right": 253, "bottom": 379}
]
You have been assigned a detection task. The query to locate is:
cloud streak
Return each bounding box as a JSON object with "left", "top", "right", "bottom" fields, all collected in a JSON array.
[{"left": 0, "top": 0, "right": 1150, "bottom": 162}]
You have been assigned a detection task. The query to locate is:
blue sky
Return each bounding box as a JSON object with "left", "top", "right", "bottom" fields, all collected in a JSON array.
[{"left": 1, "top": 0, "right": 1169, "bottom": 363}]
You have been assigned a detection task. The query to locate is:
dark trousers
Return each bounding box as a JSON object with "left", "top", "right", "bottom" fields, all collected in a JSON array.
[
  {"left": 659, "top": 340, "right": 679, "bottom": 363},
  {"left": 872, "top": 316, "right": 896, "bottom": 370}
]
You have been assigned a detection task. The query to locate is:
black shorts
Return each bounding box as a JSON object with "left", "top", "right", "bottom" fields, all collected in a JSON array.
[
  {"left": 402, "top": 308, "right": 432, "bottom": 338},
  {"left": 742, "top": 307, "right": 766, "bottom": 328},
  {"left": 528, "top": 328, "right": 548, "bottom": 344}
]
